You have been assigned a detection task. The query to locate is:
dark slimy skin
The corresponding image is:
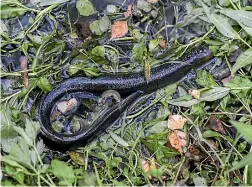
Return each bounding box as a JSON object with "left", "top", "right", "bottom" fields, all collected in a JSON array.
[{"left": 38, "top": 46, "right": 213, "bottom": 147}]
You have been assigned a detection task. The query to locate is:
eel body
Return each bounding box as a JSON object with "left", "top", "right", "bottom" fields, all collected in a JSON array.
[{"left": 38, "top": 46, "right": 213, "bottom": 147}]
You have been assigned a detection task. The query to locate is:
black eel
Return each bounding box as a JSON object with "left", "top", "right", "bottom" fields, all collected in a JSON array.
[{"left": 38, "top": 46, "right": 213, "bottom": 147}]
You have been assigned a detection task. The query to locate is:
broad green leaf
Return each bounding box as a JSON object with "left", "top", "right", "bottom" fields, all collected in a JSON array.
[
  {"left": 76, "top": 0, "right": 96, "bottom": 16},
  {"left": 149, "top": 39, "right": 159, "bottom": 52},
  {"left": 132, "top": 38, "right": 147, "bottom": 63},
  {"left": 218, "top": 0, "right": 230, "bottom": 7},
  {"left": 196, "top": 70, "right": 218, "bottom": 87},
  {"left": 168, "top": 98, "right": 200, "bottom": 107},
  {"left": 13, "top": 126, "right": 33, "bottom": 146},
  {"left": 193, "top": 177, "right": 207, "bottom": 186},
  {"left": 36, "top": 139, "right": 45, "bottom": 155},
  {"left": 37, "top": 76, "right": 53, "bottom": 92},
  {"left": 200, "top": 87, "right": 230, "bottom": 101},
  {"left": 5, "top": 165, "right": 25, "bottom": 185},
  {"left": 1, "top": 157, "right": 29, "bottom": 173},
  {"left": 50, "top": 160, "right": 75, "bottom": 185},
  {"left": 247, "top": 165, "right": 252, "bottom": 185},
  {"left": 203, "top": 130, "right": 233, "bottom": 142},
  {"left": 220, "top": 9, "right": 252, "bottom": 28},
  {"left": 91, "top": 46, "right": 105, "bottom": 58},
  {"left": 240, "top": 23, "right": 252, "bottom": 36},
  {"left": 109, "top": 131, "right": 129, "bottom": 147},
  {"left": 106, "top": 5, "right": 118, "bottom": 14},
  {"left": 224, "top": 76, "right": 252, "bottom": 96},
  {"left": 230, "top": 121, "right": 252, "bottom": 143},
  {"left": 90, "top": 20, "right": 103, "bottom": 35},
  {"left": 1, "top": 105, "right": 18, "bottom": 153},
  {"left": 228, "top": 151, "right": 252, "bottom": 171},
  {"left": 40, "top": 0, "right": 69, "bottom": 6},
  {"left": 231, "top": 48, "right": 252, "bottom": 75},
  {"left": 1, "top": 5, "right": 28, "bottom": 19},
  {"left": 99, "top": 16, "right": 110, "bottom": 32},
  {"left": 4, "top": 139, "right": 32, "bottom": 169},
  {"left": 201, "top": 2, "right": 238, "bottom": 39},
  {"left": 137, "top": 0, "right": 151, "bottom": 12}
]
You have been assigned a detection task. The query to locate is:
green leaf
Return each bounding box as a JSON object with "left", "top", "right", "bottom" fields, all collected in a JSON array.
[
  {"left": 40, "top": 0, "right": 69, "bottom": 6},
  {"left": 109, "top": 131, "right": 129, "bottom": 147},
  {"left": 193, "top": 177, "right": 207, "bottom": 186},
  {"left": 196, "top": 70, "right": 218, "bottom": 87},
  {"left": 1, "top": 157, "right": 29, "bottom": 173},
  {"left": 203, "top": 130, "right": 233, "bottom": 142},
  {"left": 4, "top": 165, "right": 25, "bottom": 185},
  {"left": 90, "top": 20, "right": 103, "bottom": 35},
  {"left": 149, "top": 39, "right": 159, "bottom": 52},
  {"left": 218, "top": 0, "right": 230, "bottom": 7},
  {"left": 240, "top": 24, "right": 252, "bottom": 36},
  {"left": 76, "top": 0, "right": 96, "bottom": 16},
  {"left": 137, "top": 0, "right": 151, "bottom": 12},
  {"left": 201, "top": 2, "right": 238, "bottom": 39},
  {"left": 132, "top": 38, "right": 147, "bottom": 63},
  {"left": 91, "top": 46, "right": 105, "bottom": 58},
  {"left": 200, "top": 87, "right": 230, "bottom": 101},
  {"left": 168, "top": 98, "right": 200, "bottom": 107},
  {"left": 1, "top": 105, "right": 18, "bottom": 153},
  {"left": 4, "top": 139, "right": 32, "bottom": 169},
  {"left": 247, "top": 165, "right": 252, "bottom": 185},
  {"left": 99, "top": 16, "right": 110, "bottom": 32},
  {"left": 231, "top": 48, "right": 252, "bottom": 75},
  {"left": 228, "top": 151, "right": 252, "bottom": 171},
  {"left": 37, "top": 76, "right": 53, "bottom": 92},
  {"left": 50, "top": 160, "right": 75, "bottom": 185},
  {"left": 220, "top": 9, "right": 252, "bottom": 27},
  {"left": 230, "top": 121, "right": 252, "bottom": 143},
  {"left": 106, "top": 5, "right": 118, "bottom": 14},
  {"left": 1, "top": 5, "right": 28, "bottom": 19}
]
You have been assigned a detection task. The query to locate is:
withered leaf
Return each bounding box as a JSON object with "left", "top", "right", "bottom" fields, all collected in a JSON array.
[
  {"left": 111, "top": 21, "right": 128, "bottom": 39},
  {"left": 20, "top": 56, "right": 28, "bottom": 89},
  {"left": 167, "top": 115, "right": 187, "bottom": 130},
  {"left": 168, "top": 130, "right": 187, "bottom": 153},
  {"left": 209, "top": 115, "right": 226, "bottom": 134}
]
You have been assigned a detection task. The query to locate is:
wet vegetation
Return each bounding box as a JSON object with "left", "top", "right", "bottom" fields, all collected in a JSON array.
[{"left": 1, "top": 0, "right": 252, "bottom": 186}]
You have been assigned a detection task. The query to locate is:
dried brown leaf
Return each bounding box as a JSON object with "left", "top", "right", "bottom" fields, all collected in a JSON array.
[
  {"left": 188, "top": 89, "right": 200, "bottom": 99},
  {"left": 57, "top": 98, "right": 78, "bottom": 114},
  {"left": 167, "top": 115, "right": 187, "bottom": 130},
  {"left": 20, "top": 56, "right": 28, "bottom": 88},
  {"left": 111, "top": 21, "right": 128, "bottom": 39},
  {"left": 124, "top": 4, "right": 132, "bottom": 18},
  {"left": 221, "top": 75, "right": 232, "bottom": 84},
  {"left": 168, "top": 130, "right": 187, "bottom": 153},
  {"left": 159, "top": 39, "right": 166, "bottom": 49},
  {"left": 209, "top": 115, "right": 226, "bottom": 134}
]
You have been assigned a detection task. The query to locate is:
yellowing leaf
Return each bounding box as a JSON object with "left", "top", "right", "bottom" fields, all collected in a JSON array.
[
  {"left": 168, "top": 130, "right": 187, "bottom": 153},
  {"left": 111, "top": 21, "right": 128, "bottom": 39},
  {"left": 144, "top": 57, "right": 151, "bottom": 84},
  {"left": 167, "top": 115, "right": 187, "bottom": 130},
  {"left": 68, "top": 151, "right": 85, "bottom": 166}
]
